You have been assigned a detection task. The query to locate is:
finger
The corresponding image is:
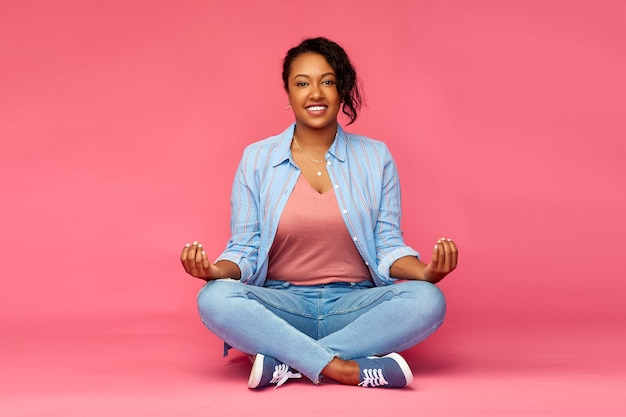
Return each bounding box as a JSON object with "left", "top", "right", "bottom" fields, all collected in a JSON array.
[
  {"left": 431, "top": 241, "right": 441, "bottom": 267},
  {"left": 194, "top": 243, "right": 208, "bottom": 277},
  {"left": 439, "top": 238, "right": 452, "bottom": 272},
  {"left": 180, "top": 243, "right": 192, "bottom": 273},
  {"left": 447, "top": 239, "right": 458, "bottom": 269},
  {"left": 439, "top": 238, "right": 458, "bottom": 271},
  {"left": 195, "top": 243, "right": 204, "bottom": 263},
  {"left": 187, "top": 241, "right": 200, "bottom": 275},
  {"left": 434, "top": 238, "right": 449, "bottom": 270},
  {"left": 201, "top": 250, "right": 211, "bottom": 270}
]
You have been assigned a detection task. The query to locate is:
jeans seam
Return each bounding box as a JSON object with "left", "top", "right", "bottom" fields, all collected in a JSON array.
[
  {"left": 392, "top": 318, "right": 445, "bottom": 353},
  {"left": 327, "top": 286, "right": 401, "bottom": 315},
  {"left": 241, "top": 288, "right": 316, "bottom": 318}
]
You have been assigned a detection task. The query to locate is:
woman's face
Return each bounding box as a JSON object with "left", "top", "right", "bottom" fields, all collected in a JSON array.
[{"left": 287, "top": 53, "right": 341, "bottom": 132}]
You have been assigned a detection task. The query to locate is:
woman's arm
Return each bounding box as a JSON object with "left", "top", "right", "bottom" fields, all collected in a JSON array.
[
  {"left": 180, "top": 241, "right": 241, "bottom": 281},
  {"left": 390, "top": 238, "right": 458, "bottom": 283}
]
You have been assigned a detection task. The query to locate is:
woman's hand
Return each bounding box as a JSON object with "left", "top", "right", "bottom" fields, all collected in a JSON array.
[
  {"left": 423, "top": 238, "right": 458, "bottom": 283},
  {"left": 180, "top": 241, "right": 221, "bottom": 281}
]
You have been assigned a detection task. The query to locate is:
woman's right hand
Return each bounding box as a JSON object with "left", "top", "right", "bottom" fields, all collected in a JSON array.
[{"left": 180, "top": 241, "right": 221, "bottom": 280}]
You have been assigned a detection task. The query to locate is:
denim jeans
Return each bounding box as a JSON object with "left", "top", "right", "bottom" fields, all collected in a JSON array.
[{"left": 197, "top": 279, "right": 446, "bottom": 383}]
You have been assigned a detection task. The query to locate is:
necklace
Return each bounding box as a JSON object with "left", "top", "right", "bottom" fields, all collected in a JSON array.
[
  {"left": 293, "top": 135, "right": 328, "bottom": 176},
  {"left": 293, "top": 136, "right": 327, "bottom": 163}
]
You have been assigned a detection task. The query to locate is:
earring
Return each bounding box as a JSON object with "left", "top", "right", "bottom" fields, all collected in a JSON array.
[{"left": 286, "top": 104, "right": 291, "bottom": 111}]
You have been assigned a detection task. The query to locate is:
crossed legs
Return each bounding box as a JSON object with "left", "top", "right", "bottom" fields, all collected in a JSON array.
[{"left": 197, "top": 279, "right": 446, "bottom": 384}]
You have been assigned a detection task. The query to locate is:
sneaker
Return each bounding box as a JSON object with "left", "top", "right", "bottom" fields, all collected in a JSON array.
[
  {"left": 248, "top": 353, "right": 302, "bottom": 389},
  {"left": 354, "top": 352, "right": 414, "bottom": 388}
]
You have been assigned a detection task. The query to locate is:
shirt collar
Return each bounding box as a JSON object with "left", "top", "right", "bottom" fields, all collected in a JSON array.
[{"left": 271, "top": 123, "right": 347, "bottom": 167}]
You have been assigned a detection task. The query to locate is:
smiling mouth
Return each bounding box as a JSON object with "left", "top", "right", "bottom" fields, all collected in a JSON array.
[{"left": 306, "top": 105, "right": 327, "bottom": 111}]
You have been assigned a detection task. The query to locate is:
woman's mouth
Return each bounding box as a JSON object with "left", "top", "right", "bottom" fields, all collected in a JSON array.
[{"left": 306, "top": 105, "right": 328, "bottom": 115}]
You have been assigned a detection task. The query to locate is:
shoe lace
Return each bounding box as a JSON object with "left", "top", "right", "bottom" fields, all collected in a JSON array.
[
  {"left": 270, "top": 364, "right": 302, "bottom": 389},
  {"left": 358, "top": 368, "right": 389, "bottom": 387}
]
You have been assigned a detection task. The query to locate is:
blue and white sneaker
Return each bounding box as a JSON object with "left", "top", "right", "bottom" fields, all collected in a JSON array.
[
  {"left": 354, "top": 353, "right": 414, "bottom": 388},
  {"left": 248, "top": 353, "right": 302, "bottom": 389}
]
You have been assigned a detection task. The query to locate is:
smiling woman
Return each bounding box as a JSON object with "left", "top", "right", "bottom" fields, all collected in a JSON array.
[
  {"left": 288, "top": 53, "right": 341, "bottom": 131},
  {"left": 180, "top": 37, "right": 458, "bottom": 390},
  {"left": 286, "top": 53, "right": 341, "bottom": 192}
]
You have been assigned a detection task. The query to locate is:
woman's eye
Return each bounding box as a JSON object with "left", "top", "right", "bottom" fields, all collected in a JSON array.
[
  {"left": 322, "top": 80, "right": 335, "bottom": 85},
  {"left": 296, "top": 82, "right": 308, "bottom": 87}
]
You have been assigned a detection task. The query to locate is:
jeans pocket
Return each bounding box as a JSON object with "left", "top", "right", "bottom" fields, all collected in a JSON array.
[
  {"left": 329, "top": 286, "right": 398, "bottom": 315},
  {"left": 263, "top": 279, "right": 292, "bottom": 290}
]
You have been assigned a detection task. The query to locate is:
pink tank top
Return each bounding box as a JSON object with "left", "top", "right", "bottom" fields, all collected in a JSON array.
[{"left": 267, "top": 175, "right": 372, "bottom": 285}]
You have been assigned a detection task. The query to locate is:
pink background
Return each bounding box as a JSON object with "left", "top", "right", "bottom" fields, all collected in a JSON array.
[{"left": 1, "top": 1, "right": 625, "bottom": 416}]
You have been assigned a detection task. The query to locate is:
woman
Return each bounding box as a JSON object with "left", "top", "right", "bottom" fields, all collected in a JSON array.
[{"left": 180, "top": 37, "right": 458, "bottom": 389}]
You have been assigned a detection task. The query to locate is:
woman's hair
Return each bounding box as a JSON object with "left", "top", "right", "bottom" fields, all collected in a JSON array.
[{"left": 282, "top": 37, "right": 363, "bottom": 125}]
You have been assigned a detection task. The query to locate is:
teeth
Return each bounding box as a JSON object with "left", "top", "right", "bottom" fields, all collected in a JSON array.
[{"left": 307, "top": 106, "right": 326, "bottom": 111}]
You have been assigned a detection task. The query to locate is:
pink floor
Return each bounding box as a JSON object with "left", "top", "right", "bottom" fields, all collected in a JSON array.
[
  {"left": 2, "top": 312, "right": 624, "bottom": 417},
  {"left": 2, "top": 1, "right": 625, "bottom": 416}
]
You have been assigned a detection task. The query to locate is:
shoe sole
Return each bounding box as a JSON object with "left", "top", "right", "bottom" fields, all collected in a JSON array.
[
  {"left": 383, "top": 352, "right": 414, "bottom": 386},
  {"left": 248, "top": 354, "right": 265, "bottom": 389}
]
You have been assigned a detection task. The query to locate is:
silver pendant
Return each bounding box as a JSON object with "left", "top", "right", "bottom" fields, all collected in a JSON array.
[{"left": 316, "top": 171, "right": 322, "bottom": 176}]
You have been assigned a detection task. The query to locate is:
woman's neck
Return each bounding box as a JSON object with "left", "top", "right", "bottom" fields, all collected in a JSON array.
[{"left": 293, "top": 122, "right": 338, "bottom": 151}]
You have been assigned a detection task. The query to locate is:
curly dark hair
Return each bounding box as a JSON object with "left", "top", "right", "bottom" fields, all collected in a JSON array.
[{"left": 282, "top": 37, "right": 363, "bottom": 125}]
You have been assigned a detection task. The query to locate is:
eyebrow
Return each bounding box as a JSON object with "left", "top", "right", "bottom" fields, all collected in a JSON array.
[{"left": 293, "top": 72, "right": 336, "bottom": 79}]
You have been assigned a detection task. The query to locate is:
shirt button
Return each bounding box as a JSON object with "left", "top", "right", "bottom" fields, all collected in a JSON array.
[
  {"left": 353, "top": 237, "right": 358, "bottom": 241},
  {"left": 335, "top": 184, "right": 339, "bottom": 189},
  {"left": 364, "top": 262, "right": 369, "bottom": 266},
  {"left": 342, "top": 209, "right": 348, "bottom": 214},
  {"left": 327, "top": 161, "right": 331, "bottom": 166}
]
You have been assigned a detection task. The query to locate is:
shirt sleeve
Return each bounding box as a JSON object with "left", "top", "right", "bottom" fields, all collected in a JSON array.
[
  {"left": 374, "top": 145, "right": 420, "bottom": 282},
  {"left": 214, "top": 149, "right": 260, "bottom": 282}
]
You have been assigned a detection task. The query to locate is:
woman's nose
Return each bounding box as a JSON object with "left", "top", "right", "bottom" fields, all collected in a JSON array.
[{"left": 310, "top": 84, "right": 324, "bottom": 99}]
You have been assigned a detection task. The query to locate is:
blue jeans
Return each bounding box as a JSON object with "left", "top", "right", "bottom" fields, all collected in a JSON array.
[{"left": 197, "top": 279, "right": 446, "bottom": 383}]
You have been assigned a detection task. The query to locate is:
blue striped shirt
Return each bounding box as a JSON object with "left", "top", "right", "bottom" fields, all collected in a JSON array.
[{"left": 215, "top": 123, "right": 420, "bottom": 287}]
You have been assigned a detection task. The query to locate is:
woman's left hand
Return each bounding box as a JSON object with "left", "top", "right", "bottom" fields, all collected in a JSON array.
[{"left": 423, "top": 238, "right": 458, "bottom": 283}]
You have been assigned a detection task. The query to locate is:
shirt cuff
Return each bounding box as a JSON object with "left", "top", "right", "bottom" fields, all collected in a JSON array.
[
  {"left": 215, "top": 253, "right": 251, "bottom": 281},
  {"left": 377, "top": 246, "right": 421, "bottom": 283}
]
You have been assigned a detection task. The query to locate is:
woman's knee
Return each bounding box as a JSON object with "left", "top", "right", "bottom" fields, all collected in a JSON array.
[
  {"left": 196, "top": 279, "right": 241, "bottom": 323},
  {"left": 402, "top": 281, "right": 447, "bottom": 321}
]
